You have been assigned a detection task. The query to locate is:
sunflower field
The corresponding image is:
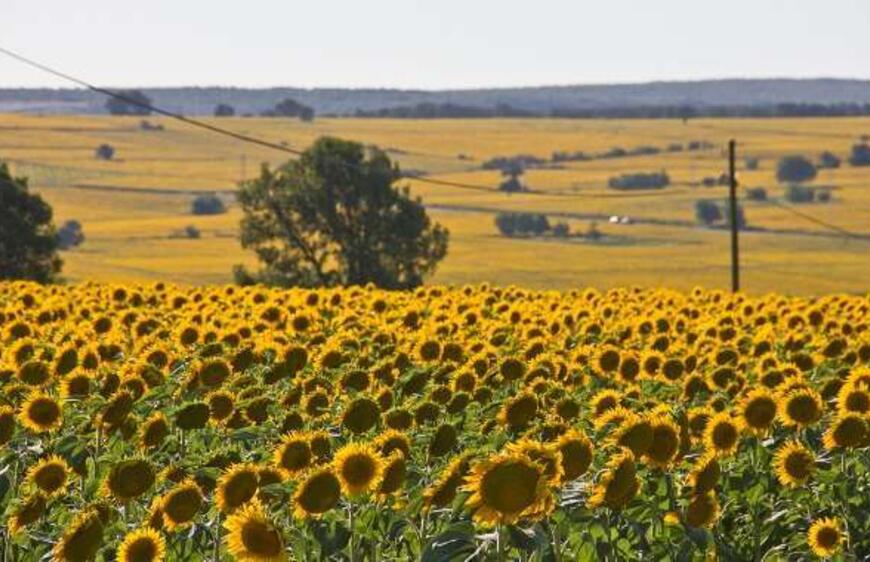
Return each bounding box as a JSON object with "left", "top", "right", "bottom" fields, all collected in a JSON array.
[{"left": 0, "top": 282, "right": 868, "bottom": 561}]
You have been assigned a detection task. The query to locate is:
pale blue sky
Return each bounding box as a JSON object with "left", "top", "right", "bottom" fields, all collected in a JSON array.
[{"left": 4, "top": 0, "right": 870, "bottom": 89}]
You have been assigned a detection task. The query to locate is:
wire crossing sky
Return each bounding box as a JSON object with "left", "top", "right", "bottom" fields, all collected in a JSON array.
[{"left": 4, "top": 0, "right": 870, "bottom": 89}]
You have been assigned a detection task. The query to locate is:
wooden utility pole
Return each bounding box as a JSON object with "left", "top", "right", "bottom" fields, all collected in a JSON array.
[{"left": 728, "top": 139, "right": 740, "bottom": 293}]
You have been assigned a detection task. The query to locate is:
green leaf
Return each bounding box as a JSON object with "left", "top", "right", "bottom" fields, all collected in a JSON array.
[{"left": 421, "top": 530, "right": 477, "bottom": 562}]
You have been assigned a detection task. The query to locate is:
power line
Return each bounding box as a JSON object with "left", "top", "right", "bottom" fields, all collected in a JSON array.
[
  {"left": 763, "top": 198, "right": 864, "bottom": 239},
  {"left": 0, "top": 44, "right": 696, "bottom": 202}
]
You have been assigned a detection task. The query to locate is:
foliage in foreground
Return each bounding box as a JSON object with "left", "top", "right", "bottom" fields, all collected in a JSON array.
[{"left": 0, "top": 282, "right": 868, "bottom": 561}]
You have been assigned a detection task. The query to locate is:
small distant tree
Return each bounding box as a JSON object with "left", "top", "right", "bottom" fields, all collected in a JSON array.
[
  {"left": 818, "top": 151, "right": 841, "bottom": 169},
  {"left": 184, "top": 225, "right": 201, "bottom": 239},
  {"left": 498, "top": 170, "right": 526, "bottom": 193},
  {"left": 105, "top": 90, "right": 152, "bottom": 116},
  {"left": 776, "top": 156, "right": 817, "bottom": 184},
  {"left": 695, "top": 200, "right": 722, "bottom": 226},
  {"left": 95, "top": 144, "right": 115, "bottom": 160},
  {"left": 267, "top": 98, "right": 315, "bottom": 121},
  {"left": 744, "top": 157, "right": 760, "bottom": 170},
  {"left": 236, "top": 137, "right": 448, "bottom": 288},
  {"left": 0, "top": 162, "right": 62, "bottom": 282},
  {"left": 214, "top": 103, "right": 236, "bottom": 117},
  {"left": 494, "top": 213, "right": 549, "bottom": 236},
  {"left": 744, "top": 187, "right": 768, "bottom": 201},
  {"left": 552, "top": 222, "right": 570, "bottom": 237},
  {"left": 785, "top": 184, "right": 816, "bottom": 203},
  {"left": 191, "top": 194, "right": 227, "bottom": 215},
  {"left": 57, "top": 220, "right": 85, "bottom": 249},
  {"left": 849, "top": 143, "right": 870, "bottom": 166},
  {"left": 494, "top": 213, "right": 518, "bottom": 236}
]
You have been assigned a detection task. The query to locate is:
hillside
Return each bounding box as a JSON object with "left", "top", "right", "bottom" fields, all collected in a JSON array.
[{"left": 5, "top": 78, "right": 870, "bottom": 116}]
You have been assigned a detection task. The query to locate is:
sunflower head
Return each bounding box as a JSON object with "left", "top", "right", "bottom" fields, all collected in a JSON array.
[
  {"left": 25, "top": 455, "right": 72, "bottom": 497},
  {"left": 273, "top": 431, "right": 313, "bottom": 475},
  {"left": 823, "top": 413, "right": 868, "bottom": 450},
  {"left": 19, "top": 391, "right": 62, "bottom": 433},
  {"left": 292, "top": 467, "right": 342, "bottom": 519},
  {"left": 103, "top": 458, "right": 156, "bottom": 502},
  {"left": 555, "top": 429, "right": 593, "bottom": 481},
  {"left": 739, "top": 388, "right": 778, "bottom": 435},
  {"left": 52, "top": 509, "right": 104, "bottom": 562},
  {"left": 703, "top": 412, "right": 742, "bottom": 456},
  {"left": 684, "top": 492, "right": 719, "bottom": 528},
  {"left": 807, "top": 517, "right": 843, "bottom": 558},
  {"left": 588, "top": 448, "right": 639, "bottom": 511},
  {"left": 773, "top": 440, "right": 815, "bottom": 488},
  {"left": 224, "top": 499, "right": 286, "bottom": 561},
  {"left": 118, "top": 528, "right": 166, "bottom": 562},
  {"left": 216, "top": 463, "right": 260, "bottom": 513},
  {"left": 160, "top": 479, "right": 203, "bottom": 531},
  {"left": 333, "top": 443, "right": 385, "bottom": 497},
  {"left": 779, "top": 388, "right": 824, "bottom": 428},
  {"left": 462, "top": 452, "right": 548, "bottom": 526}
]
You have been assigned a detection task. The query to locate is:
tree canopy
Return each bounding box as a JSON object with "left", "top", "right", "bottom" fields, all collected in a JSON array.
[
  {"left": 105, "top": 90, "right": 153, "bottom": 116},
  {"left": 0, "top": 162, "right": 62, "bottom": 282},
  {"left": 236, "top": 137, "right": 448, "bottom": 289}
]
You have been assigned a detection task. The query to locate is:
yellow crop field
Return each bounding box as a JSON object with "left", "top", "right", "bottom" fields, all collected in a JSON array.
[
  {"left": 1, "top": 281, "right": 868, "bottom": 560},
  {"left": 2, "top": 113, "right": 869, "bottom": 293}
]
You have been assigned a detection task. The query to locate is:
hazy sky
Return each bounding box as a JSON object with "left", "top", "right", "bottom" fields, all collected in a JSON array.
[{"left": 4, "top": 0, "right": 870, "bottom": 89}]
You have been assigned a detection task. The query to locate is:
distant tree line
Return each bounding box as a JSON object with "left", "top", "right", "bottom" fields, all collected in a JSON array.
[
  {"left": 353, "top": 102, "right": 870, "bottom": 120},
  {"left": 608, "top": 172, "right": 670, "bottom": 191}
]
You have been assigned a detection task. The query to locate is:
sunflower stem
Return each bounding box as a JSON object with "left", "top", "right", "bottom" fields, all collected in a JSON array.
[
  {"left": 214, "top": 512, "right": 221, "bottom": 562},
  {"left": 348, "top": 504, "right": 356, "bottom": 562}
]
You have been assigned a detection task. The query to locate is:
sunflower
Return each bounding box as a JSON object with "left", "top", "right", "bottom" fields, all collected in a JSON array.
[
  {"left": 333, "top": 443, "right": 385, "bottom": 496},
  {"left": 160, "top": 479, "right": 203, "bottom": 531},
  {"left": 645, "top": 415, "right": 681, "bottom": 468},
  {"left": 374, "top": 429, "right": 412, "bottom": 459},
  {"left": 807, "top": 517, "right": 843, "bottom": 558},
  {"left": 462, "top": 453, "right": 548, "bottom": 526},
  {"left": 612, "top": 413, "right": 654, "bottom": 457},
  {"left": 428, "top": 423, "right": 459, "bottom": 459},
  {"left": 341, "top": 396, "right": 381, "bottom": 434},
  {"left": 378, "top": 452, "right": 408, "bottom": 496},
  {"left": 0, "top": 406, "right": 15, "bottom": 445},
  {"left": 118, "top": 528, "right": 166, "bottom": 562},
  {"left": 99, "top": 390, "right": 134, "bottom": 428},
  {"left": 703, "top": 412, "right": 742, "bottom": 456},
  {"left": 140, "top": 412, "right": 169, "bottom": 450},
  {"left": 590, "top": 389, "right": 621, "bottom": 417},
  {"left": 555, "top": 429, "right": 594, "bottom": 481},
  {"left": 773, "top": 440, "right": 815, "bottom": 488},
  {"left": 497, "top": 391, "right": 538, "bottom": 431},
  {"left": 594, "top": 346, "right": 621, "bottom": 373},
  {"left": 60, "top": 371, "right": 92, "bottom": 399},
  {"left": 684, "top": 492, "right": 719, "bottom": 528},
  {"left": 273, "top": 431, "right": 313, "bottom": 475},
  {"left": 8, "top": 493, "right": 47, "bottom": 536},
  {"left": 686, "top": 453, "right": 720, "bottom": 494},
  {"left": 216, "top": 463, "right": 260, "bottom": 513},
  {"left": 18, "top": 359, "right": 51, "bottom": 386},
  {"left": 25, "top": 455, "right": 72, "bottom": 497},
  {"left": 224, "top": 500, "right": 286, "bottom": 561},
  {"left": 292, "top": 467, "right": 342, "bottom": 519},
  {"left": 52, "top": 509, "right": 104, "bottom": 562},
  {"left": 739, "top": 388, "right": 778, "bottom": 435},
  {"left": 104, "top": 458, "right": 156, "bottom": 502},
  {"left": 822, "top": 413, "right": 868, "bottom": 450},
  {"left": 587, "top": 448, "right": 639, "bottom": 511},
  {"left": 837, "top": 383, "right": 870, "bottom": 416},
  {"left": 505, "top": 438, "right": 564, "bottom": 484},
  {"left": 779, "top": 388, "right": 824, "bottom": 428},
  {"left": 19, "top": 391, "right": 63, "bottom": 433},
  {"left": 423, "top": 453, "right": 472, "bottom": 510}
]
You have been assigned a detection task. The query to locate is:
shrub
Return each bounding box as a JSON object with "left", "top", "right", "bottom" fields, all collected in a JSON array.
[
  {"left": 139, "top": 120, "right": 164, "bottom": 131},
  {"left": 57, "top": 220, "right": 85, "bottom": 249},
  {"left": 498, "top": 174, "right": 526, "bottom": 193},
  {"left": 608, "top": 172, "right": 669, "bottom": 191},
  {"left": 818, "top": 151, "right": 841, "bottom": 169},
  {"left": 494, "top": 213, "right": 550, "bottom": 237},
  {"left": 95, "top": 144, "right": 115, "bottom": 161},
  {"left": 776, "top": 156, "right": 817, "bottom": 183},
  {"left": 184, "top": 225, "right": 201, "bottom": 239},
  {"left": 214, "top": 104, "right": 236, "bottom": 117},
  {"left": 191, "top": 194, "right": 227, "bottom": 216},
  {"left": 695, "top": 200, "right": 722, "bottom": 226},
  {"left": 849, "top": 143, "right": 870, "bottom": 166},
  {"left": 785, "top": 184, "right": 815, "bottom": 203},
  {"left": 552, "top": 223, "right": 571, "bottom": 238},
  {"left": 744, "top": 187, "right": 767, "bottom": 201},
  {"left": 816, "top": 190, "right": 832, "bottom": 203},
  {"left": 744, "top": 157, "right": 760, "bottom": 170}
]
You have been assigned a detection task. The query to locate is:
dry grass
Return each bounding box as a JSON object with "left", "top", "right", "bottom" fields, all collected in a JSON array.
[{"left": 3, "top": 113, "right": 868, "bottom": 293}]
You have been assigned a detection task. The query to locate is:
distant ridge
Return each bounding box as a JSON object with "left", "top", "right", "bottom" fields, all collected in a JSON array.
[{"left": 3, "top": 78, "right": 870, "bottom": 116}]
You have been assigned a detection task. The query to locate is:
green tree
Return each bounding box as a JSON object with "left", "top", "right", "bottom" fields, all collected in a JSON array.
[
  {"left": 0, "top": 162, "right": 62, "bottom": 282},
  {"left": 105, "top": 90, "right": 153, "bottom": 116},
  {"left": 236, "top": 137, "right": 448, "bottom": 289}
]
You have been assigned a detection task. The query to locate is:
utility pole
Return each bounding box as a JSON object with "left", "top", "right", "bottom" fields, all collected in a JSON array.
[{"left": 728, "top": 139, "right": 740, "bottom": 293}]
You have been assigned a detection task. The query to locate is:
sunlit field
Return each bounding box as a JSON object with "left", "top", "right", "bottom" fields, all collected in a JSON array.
[
  {"left": 2, "top": 114, "right": 869, "bottom": 293},
  {"left": 1, "top": 282, "right": 868, "bottom": 560}
]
